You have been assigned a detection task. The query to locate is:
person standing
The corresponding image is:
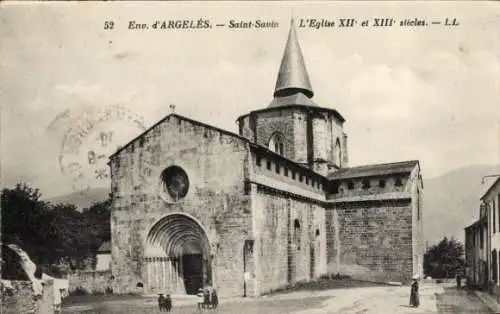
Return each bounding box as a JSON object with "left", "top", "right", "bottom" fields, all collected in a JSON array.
[
  {"left": 456, "top": 273, "right": 462, "bottom": 289},
  {"left": 409, "top": 275, "right": 420, "bottom": 308}
]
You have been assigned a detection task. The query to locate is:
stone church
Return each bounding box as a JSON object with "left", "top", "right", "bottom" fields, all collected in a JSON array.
[{"left": 109, "top": 20, "right": 424, "bottom": 297}]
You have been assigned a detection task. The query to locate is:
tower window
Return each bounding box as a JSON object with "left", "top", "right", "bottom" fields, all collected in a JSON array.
[
  {"left": 268, "top": 132, "right": 285, "bottom": 156},
  {"left": 266, "top": 160, "right": 272, "bottom": 170},
  {"left": 275, "top": 163, "right": 280, "bottom": 174},
  {"left": 284, "top": 167, "right": 289, "bottom": 177},
  {"left": 395, "top": 178, "right": 403, "bottom": 187},
  {"left": 334, "top": 138, "right": 342, "bottom": 167},
  {"left": 379, "top": 180, "right": 386, "bottom": 188},
  {"left": 292, "top": 171, "right": 296, "bottom": 180},
  {"left": 256, "top": 156, "right": 262, "bottom": 166}
]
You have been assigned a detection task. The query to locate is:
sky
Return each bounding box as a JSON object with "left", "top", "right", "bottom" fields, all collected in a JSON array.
[{"left": 1, "top": 1, "right": 499, "bottom": 199}]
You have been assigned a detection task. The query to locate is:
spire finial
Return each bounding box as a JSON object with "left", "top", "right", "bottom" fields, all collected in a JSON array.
[
  {"left": 169, "top": 104, "right": 176, "bottom": 114},
  {"left": 274, "top": 16, "right": 313, "bottom": 99}
]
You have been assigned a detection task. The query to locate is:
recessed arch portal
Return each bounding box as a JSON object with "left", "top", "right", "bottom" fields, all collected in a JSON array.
[{"left": 145, "top": 214, "right": 212, "bottom": 295}]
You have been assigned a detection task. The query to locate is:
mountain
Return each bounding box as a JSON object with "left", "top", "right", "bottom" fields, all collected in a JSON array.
[
  {"left": 44, "top": 187, "right": 109, "bottom": 210},
  {"left": 423, "top": 164, "right": 500, "bottom": 246},
  {"left": 42, "top": 164, "right": 500, "bottom": 244}
]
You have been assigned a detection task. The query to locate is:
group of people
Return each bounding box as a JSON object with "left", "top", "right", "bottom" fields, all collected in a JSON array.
[
  {"left": 157, "top": 294, "right": 172, "bottom": 312},
  {"left": 197, "top": 285, "right": 219, "bottom": 310}
]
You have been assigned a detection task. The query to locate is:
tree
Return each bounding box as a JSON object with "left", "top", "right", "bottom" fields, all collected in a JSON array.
[
  {"left": 424, "top": 236, "right": 465, "bottom": 279},
  {"left": 1, "top": 183, "right": 112, "bottom": 275}
]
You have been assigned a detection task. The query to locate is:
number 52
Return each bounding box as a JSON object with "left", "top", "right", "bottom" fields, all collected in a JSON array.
[{"left": 104, "top": 21, "right": 114, "bottom": 30}]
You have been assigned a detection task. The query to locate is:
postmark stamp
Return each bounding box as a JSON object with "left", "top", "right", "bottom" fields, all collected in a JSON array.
[{"left": 58, "top": 105, "right": 146, "bottom": 197}]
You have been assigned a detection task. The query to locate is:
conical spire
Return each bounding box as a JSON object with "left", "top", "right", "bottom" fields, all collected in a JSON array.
[{"left": 274, "top": 19, "right": 314, "bottom": 99}]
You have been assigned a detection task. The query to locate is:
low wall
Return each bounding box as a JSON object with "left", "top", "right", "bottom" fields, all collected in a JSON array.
[
  {"left": 1, "top": 280, "right": 54, "bottom": 314},
  {"left": 67, "top": 270, "right": 113, "bottom": 294}
]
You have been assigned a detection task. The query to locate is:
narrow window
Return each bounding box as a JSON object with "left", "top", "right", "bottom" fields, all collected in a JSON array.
[
  {"left": 498, "top": 195, "right": 500, "bottom": 231},
  {"left": 334, "top": 138, "right": 341, "bottom": 167},
  {"left": 292, "top": 171, "right": 296, "bottom": 180},
  {"left": 299, "top": 175, "right": 304, "bottom": 183},
  {"left": 362, "top": 179, "right": 370, "bottom": 190},
  {"left": 284, "top": 167, "right": 289, "bottom": 177},
  {"left": 256, "top": 156, "right": 262, "bottom": 166},
  {"left": 266, "top": 160, "right": 271, "bottom": 170},
  {"left": 494, "top": 203, "right": 496, "bottom": 234},
  {"left": 395, "top": 178, "right": 403, "bottom": 187},
  {"left": 275, "top": 163, "right": 280, "bottom": 174},
  {"left": 347, "top": 181, "right": 354, "bottom": 190},
  {"left": 268, "top": 132, "right": 285, "bottom": 156},
  {"left": 379, "top": 180, "right": 386, "bottom": 188},
  {"left": 331, "top": 183, "right": 339, "bottom": 194},
  {"left": 294, "top": 219, "right": 301, "bottom": 250}
]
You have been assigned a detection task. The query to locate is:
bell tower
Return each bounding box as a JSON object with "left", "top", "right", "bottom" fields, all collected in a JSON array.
[{"left": 237, "top": 19, "right": 349, "bottom": 176}]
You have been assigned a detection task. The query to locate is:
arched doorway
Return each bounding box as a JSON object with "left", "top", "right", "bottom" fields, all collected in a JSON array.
[{"left": 145, "top": 214, "right": 212, "bottom": 295}]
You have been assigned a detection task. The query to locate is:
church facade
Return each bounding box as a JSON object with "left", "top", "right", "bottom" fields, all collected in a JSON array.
[{"left": 108, "top": 21, "right": 424, "bottom": 297}]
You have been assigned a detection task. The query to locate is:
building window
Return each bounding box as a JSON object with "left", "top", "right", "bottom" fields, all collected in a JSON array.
[
  {"left": 266, "top": 160, "right": 271, "bottom": 170},
  {"left": 299, "top": 175, "right": 304, "bottom": 183},
  {"left": 395, "top": 178, "right": 403, "bottom": 187},
  {"left": 294, "top": 219, "right": 301, "bottom": 250},
  {"left": 160, "top": 166, "right": 189, "bottom": 201},
  {"left": 347, "top": 181, "right": 354, "bottom": 190},
  {"left": 417, "top": 189, "right": 421, "bottom": 221},
  {"left": 268, "top": 132, "right": 285, "bottom": 156},
  {"left": 331, "top": 183, "right": 339, "bottom": 194},
  {"left": 306, "top": 177, "right": 309, "bottom": 185},
  {"left": 292, "top": 171, "right": 296, "bottom": 180},
  {"left": 284, "top": 167, "right": 289, "bottom": 177},
  {"left": 362, "top": 179, "right": 370, "bottom": 190},
  {"left": 493, "top": 250, "right": 498, "bottom": 283},
  {"left": 256, "top": 156, "right": 262, "bottom": 167},
  {"left": 498, "top": 195, "right": 500, "bottom": 231},
  {"left": 480, "top": 227, "right": 484, "bottom": 249},
  {"left": 379, "top": 180, "right": 386, "bottom": 188},
  {"left": 275, "top": 163, "right": 280, "bottom": 174},
  {"left": 494, "top": 203, "right": 496, "bottom": 234}
]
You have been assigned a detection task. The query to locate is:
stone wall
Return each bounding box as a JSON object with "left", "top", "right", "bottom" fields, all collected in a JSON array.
[
  {"left": 1, "top": 281, "right": 54, "bottom": 314},
  {"left": 67, "top": 270, "right": 113, "bottom": 294},
  {"left": 110, "top": 115, "right": 252, "bottom": 297},
  {"left": 254, "top": 189, "right": 326, "bottom": 295},
  {"left": 254, "top": 109, "right": 296, "bottom": 160},
  {"left": 326, "top": 199, "right": 413, "bottom": 284}
]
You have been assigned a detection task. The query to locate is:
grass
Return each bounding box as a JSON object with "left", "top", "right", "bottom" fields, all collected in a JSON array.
[{"left": 262, "top": 276, "right": 391, "bottom": 296}]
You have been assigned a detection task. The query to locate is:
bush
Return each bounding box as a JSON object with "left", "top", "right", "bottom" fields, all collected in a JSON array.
[{"left": 69, "top": 286, "right": 88, "bottom": 296}]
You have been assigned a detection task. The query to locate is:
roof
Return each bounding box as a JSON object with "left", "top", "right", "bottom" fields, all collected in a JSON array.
[
  {"left": 108, "top": 113, "right": 326, "bottom": 182},
  {"left": 274, "top": 19, "right": 313, "bottom": 99},
  {"left": 98, "top": 241, "right": 111, "bottom": 253},
  {"left": 236, "top": 104, "right": 346, "bottom": 124},
  {"left": 268, "top": 92, "right": 317, "bottom": 108},
  {"left": 480, "top": 176, "right": 500, "bottom": 201},
  {"left": 327, "top": 160, "right": 419, "bottom": 180},
  {"left": 109, "top": 113, "right": 250, "bottom": 159}
]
